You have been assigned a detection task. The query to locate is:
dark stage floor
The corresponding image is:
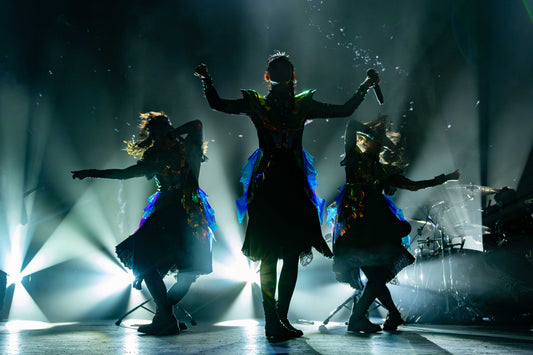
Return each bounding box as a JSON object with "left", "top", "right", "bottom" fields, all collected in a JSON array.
[{"left": 1, "top": 318, "right": 532, "bottom": 354}]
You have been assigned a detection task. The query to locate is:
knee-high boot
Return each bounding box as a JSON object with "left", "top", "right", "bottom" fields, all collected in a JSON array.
[
  {"left": 138, "top": 270, "right": 179, "bottom": 335},
  {"left": 263, "top": 297, "right": 294, "bottom": 342},
  {"left": 260, "top": 257, "right": 294, "bottom": 342},
  {"left": 277, "top": 254, "right": 303, "bottom": 337},
  {"left": 347, "top": 281, "right": 381, "bottom": 333}
]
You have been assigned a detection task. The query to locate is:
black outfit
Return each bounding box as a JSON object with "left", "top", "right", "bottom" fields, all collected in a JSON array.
[
  {"left": 331, "top": 120, "right": 449, "bottom": 331},
  {"left": 91, "top": 121, "right": 214, "bottom": 284},
  {"left": 114, "top": 121, "right": 213, "bottom": 284},
  {"left": 203, "top": 85, "right": 368, "bottom": 262},
  {"left": 75, "top": 120, "right": 214, "bottom": 335},
  {"left": 201, "top": 78, "right": 369, "bottom": 340}
]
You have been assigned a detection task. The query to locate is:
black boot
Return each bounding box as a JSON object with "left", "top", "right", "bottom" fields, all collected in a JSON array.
[
  {"left": 263, "top": 300, "right": 295, "bottom": 342},
  {"left": 277, "top": 301, "right": 303, "bottom": 337},
  {"left": 383, "top": 310, "right": 404, "bottom": 331},
  {"left": 137, "top": 307, "right": 179, "bottom": 336},
  {"left": 347, "top": 302, "right": 381, "bottom": 333}
]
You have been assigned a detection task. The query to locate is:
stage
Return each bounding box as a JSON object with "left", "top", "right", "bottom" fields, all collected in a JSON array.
[{"left": 1, "top": 319, "right": 532, "bottom": 354}]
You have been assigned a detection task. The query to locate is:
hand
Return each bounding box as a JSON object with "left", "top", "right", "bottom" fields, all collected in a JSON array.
[
  {"left": 445, "top": 169, "right": 460, "bottom": 181},
  {"left": 361, "top": 69, "right": 380, "bottom": 90},
  {"left": 194, "top": 64, "right": 210, "bottom": 81},
  {"left": 71, "top": 169, "right": 94, "bottom": 180}
]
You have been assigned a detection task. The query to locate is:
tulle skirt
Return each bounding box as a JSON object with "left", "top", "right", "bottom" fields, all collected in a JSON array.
[{"left": 116, "top": 190, "right": 213, "bottom": 280}]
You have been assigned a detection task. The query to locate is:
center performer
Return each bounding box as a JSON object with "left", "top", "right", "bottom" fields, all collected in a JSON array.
[{"left": 195, "top": 51, "right": 379, "bottom": 342}]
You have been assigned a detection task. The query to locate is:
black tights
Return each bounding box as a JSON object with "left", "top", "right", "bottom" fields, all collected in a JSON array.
[
  {"left": 259, "top": 252, "right": 299, "bottom": 309},
  {"left": 352, "top": 266, "right": 399, "bottom": 318},
  {"left": 143, "top": 269, "right": 172, "bottom": 316},
  {"left": 167, "top": 272, "right": 197, "bottom": 305}
]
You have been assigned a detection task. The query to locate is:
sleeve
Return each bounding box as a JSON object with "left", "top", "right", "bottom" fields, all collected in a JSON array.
[
  {"left": 388, "top": 174, "right": 445, "bottom": 191},
  {"left": 86, "top": 162, "right": 152, "bottom": 180},
  {"left": 304, "top": 85, "right": 369, "bottom": 119},
  {"left": 203, "top": 82, "right": 252, "bottom": 115}
]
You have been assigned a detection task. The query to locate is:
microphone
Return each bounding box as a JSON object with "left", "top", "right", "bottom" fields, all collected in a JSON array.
[{"left": 366, "top": 69, "right": 384, "bottom": 105}]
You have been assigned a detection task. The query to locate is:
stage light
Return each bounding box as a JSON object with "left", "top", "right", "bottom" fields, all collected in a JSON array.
[{"left": 6, "top": 272, "right": 22, "bottom": 286}]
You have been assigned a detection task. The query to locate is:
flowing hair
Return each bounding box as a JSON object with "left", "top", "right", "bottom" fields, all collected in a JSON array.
[{"left": 124, "top": 111, "right": 170, "bottom": 158}]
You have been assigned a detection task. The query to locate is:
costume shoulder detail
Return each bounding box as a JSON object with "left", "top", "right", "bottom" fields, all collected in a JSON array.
[
  {"left": 294, "top": 89, "right": 317, "bottom": 102},
  {"left": 240, "top": 89, "right": 262, "bottom": 100},
  {"left": 240, "top": 89, "right": 267, "bottom": 110}
]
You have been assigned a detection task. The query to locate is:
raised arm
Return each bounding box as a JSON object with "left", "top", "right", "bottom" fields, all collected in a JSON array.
[
  {"left": 170, "top": 119, "right": 204, "bottom": 145},
  {"left": 194, "top": 64, "right": 251, "bottom": 115},
  {"left": 71, "top": 163, "right": 151, "bottom": 181},
  {"left": 306, "top": 72, "right": 378, "bottom": 119},
  {"left": 390, "top": 169, "right": 460, "bottom": 191}
]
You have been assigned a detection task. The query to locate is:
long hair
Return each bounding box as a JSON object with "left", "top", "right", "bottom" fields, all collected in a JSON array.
[{"left": 124, "top": 112, "right": 170, "bottom": 158}]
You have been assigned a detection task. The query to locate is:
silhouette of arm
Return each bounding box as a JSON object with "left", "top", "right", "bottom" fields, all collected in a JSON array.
[
  {"left": 390, "top": 170, "right": 460, "bottom": 191},
  {"left": 195, "top": 64, "right": 250, "bottom": 115},
  {"left": 71, "top": 163, "right": 151, "bottom": 180}
]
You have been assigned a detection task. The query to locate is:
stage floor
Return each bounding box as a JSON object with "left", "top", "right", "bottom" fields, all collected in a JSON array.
[{"left": 1, "top": 319, "right": 532, "bottom": 354}]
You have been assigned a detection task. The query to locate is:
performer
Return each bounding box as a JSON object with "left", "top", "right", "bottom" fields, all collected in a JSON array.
[
  {"left": 72, "top": 113, "right": 215, "bottom": 335},
  {"left": 329, "top": 118, "right": 459, "bottom": 333},
  {"left": 194, "top": 51, "right": 379, "bottom": 341}
]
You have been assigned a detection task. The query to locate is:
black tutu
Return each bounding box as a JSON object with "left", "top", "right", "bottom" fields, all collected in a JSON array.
[
  {"left": 332, "top": 190, "right": 414, "bottom": 285},
  {"left": 241, "top": 150, "right": 325, "bottom": 263},
  {"left": 116, "top": 191, "right": 212, "bottom": 280}
]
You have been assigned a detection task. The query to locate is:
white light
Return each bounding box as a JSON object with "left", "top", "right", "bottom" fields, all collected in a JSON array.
[
  {"left": 214, "top": 319, "right": 260, "bottom": 327},
  {"left": 6, "top": 273, "right": 22, "bottom": 286}
]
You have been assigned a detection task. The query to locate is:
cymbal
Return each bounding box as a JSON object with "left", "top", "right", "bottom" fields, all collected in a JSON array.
[
  {"left": 407, "top": 218, "right": 436, "bottom": 227},
  {"left": 463, "top": 184, "right": 499, "bottom": 195},
  {"left": 454, "top": 223, "right": 491, "bottom": 235}
]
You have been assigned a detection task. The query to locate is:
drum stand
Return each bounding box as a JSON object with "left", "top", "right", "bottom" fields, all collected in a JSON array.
[
  {"left": 318, "top": 289, "right": 383, "bottom": 332},
  {"left": 115, "top": 299, "right": 196, "bottom": 328}
]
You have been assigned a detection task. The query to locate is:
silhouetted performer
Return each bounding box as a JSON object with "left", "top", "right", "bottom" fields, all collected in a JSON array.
[
  {"left": 195, "top": 51, "right": 378, "bottom": 341},
  {"left": 72, "top": 113, "right": 215, "bottom": 335},
  {"left": 329, "top": 118, "right": 459, "bottom": 332}
]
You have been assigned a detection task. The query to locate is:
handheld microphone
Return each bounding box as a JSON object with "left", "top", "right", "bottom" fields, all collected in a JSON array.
[{"left": 366, "top": 69, "right": 384, "bottom": 105}]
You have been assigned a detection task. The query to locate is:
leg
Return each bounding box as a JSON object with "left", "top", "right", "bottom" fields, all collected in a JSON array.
[
  {"left": 137, "top": 269, "right": 179, "bottom": 335},
  {"left": 366, "top": 266, "right": 404, "bottom": 331},
  {"left": 376, "top": 284, "right": 404, "bottom": 330},
  {"left": 347, "top": 266, "right": 383, "bottom": 333},
  {"left": 168, "top": 272, "right": 198, "bottom": 305},
  {"left": 277, "top": 252, "right": 303, "bottom": 337},
  {"left": 260, "top": 254, "right": 294, "bottom": 342}
]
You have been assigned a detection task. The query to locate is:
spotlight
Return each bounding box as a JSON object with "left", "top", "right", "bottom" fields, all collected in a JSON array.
[
  {"left": 6, "top": 272, "right": 23, "bottom": 286},
  {"left": 242, "top": 264, "right": 260, "bottom": 285}
]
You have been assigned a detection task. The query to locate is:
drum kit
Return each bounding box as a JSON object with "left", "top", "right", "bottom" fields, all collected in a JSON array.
[{"left": 407, "top": 183, "right": 498, "bottom": 261}]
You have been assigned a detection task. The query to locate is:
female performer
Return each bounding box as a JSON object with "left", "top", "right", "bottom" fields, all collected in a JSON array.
[
  {"left": 194, "top": 52, "right": 378, "bottom": 341},
  {"left": 72, "top": 113, "right": 215, "bottom": 335},
  {"left": 329, "top": 118, "right": 459, "bottom": 332}
]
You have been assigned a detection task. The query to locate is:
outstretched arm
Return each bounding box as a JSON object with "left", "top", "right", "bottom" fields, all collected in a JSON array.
[
  {"left": 306, "top": 73, "right": 378, "bottom": 119},
  {"left": 194, "top": 64, "right": 250, "bottom": 115},
  {"left": 390, "top": 169, "right": 460, "bottom": 191},
  {"left": 72, "top": 164, "right": 150, "bottom": 180}
]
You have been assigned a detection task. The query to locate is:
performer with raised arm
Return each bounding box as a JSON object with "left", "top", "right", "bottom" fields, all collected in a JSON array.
[
  {"left": 328, "top": 117, "right": 460, "bottom": 333},
  {"left": 72, "top": 113, "right": 215, "bottom": 335},
  {"left": 194, "top": 51, "right": 379, "bottom": 341}
]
